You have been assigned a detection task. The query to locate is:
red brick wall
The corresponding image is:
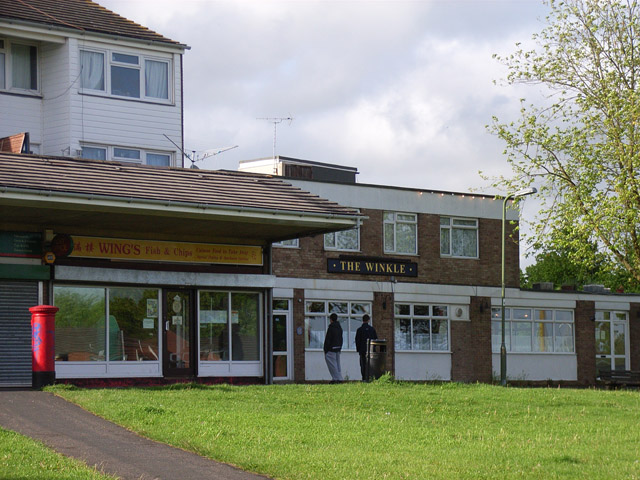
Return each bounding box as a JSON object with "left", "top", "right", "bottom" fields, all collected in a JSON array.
[
  {"left": 272, "top": 208, "right": 520, "bottom": 288},
  {"left": 373, "top": 291, "right": 395, "bottom": 375},
  {"left": 575, "top": 300, "right": 596, "bottom": 385},
  {"left": 292, "top": 288, "right": 305, "bottom": 381},
  {"left": 450, "top": 296, "right": 492, "bottom": 382}
]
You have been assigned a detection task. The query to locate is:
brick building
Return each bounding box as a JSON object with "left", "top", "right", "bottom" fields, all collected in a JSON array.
[{"left": 241, "top": 156, "right": 640, "bottom": 385}]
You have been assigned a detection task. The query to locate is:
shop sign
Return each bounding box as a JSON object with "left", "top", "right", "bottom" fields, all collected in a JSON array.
[
  {"left": 69, "top": 236, "right": 263, "bottom": 266},
  {"left": 327, "top": 258, "right": 417, "bottom": 277},
  {"left": 0, "top": 231, "right": 42, "bottom": 258}
]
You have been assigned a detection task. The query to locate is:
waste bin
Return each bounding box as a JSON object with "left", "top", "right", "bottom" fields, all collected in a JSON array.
[
  {"left": 30, "top": 305, "right": 59, "bottom": 389},
  {"left": 366, "top": 339, "right": 387, "bottom": 381}
]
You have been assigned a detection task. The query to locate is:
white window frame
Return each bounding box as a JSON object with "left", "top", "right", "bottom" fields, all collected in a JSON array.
[
  {"left": 273, "top": 238, "right": 299, "bottom": 248},
  {"left": 440, "top": 217, "right": 479, "bottom": 259},
  {"left": 383, "top": 212, "right": 417, "bottom": 255},
  {"left": 79, "top": 144, "right": 173, "bottom": 166},
  {"left": 324, "top": 226, "right": 360, "bottom": 252},
  {"left": 394, "top": 303, "right": 450, "bottom": 352},
  {"left": 79, "top": 47, "right": 172, "bottom": 103},
  {"left": 304, "top": 300, "right": 372, "bottom": 351},
  {"left": 491, "top": 307, "right": 575, "bottom": 354},
  {"left": 0, "top": 38, "right": 39, "bottom": 93}
]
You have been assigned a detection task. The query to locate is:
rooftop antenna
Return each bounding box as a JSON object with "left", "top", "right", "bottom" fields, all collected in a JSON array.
[
  {"left": 163, "top": 134, "right": 238, "bottom": 169},
  {"left": 257, "top": 116, "right": 293, "bottom": 173}
]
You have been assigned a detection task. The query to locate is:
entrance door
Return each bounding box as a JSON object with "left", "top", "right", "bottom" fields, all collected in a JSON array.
[
  {"left": 595, "top": 311, "right": 628, "bottom": 376},
  {"left": 164, "top": 290, "right": 195, "bottom": 377},
  {"left": 272, "top": 299, "right": 291, "bottom": 380}
]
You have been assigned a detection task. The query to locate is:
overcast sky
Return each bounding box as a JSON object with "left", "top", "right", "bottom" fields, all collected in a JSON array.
[{"left": 99, "top": 0, "right": 549, "bottom": 191}]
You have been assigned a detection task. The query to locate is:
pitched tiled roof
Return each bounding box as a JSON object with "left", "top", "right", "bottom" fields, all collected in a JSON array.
[
  {"left": 0, "top": 0, "right": 185, "bottom": 47},
  {"left": 0, "top": 153, "right": 361, "bottom": 218}
]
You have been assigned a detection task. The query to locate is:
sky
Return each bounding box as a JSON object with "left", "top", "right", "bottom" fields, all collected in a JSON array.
[{"left": 99, "top": 0, "right": 550, "bottom": 260}]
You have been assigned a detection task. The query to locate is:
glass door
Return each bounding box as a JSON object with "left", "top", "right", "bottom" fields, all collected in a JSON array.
[
  {"left": 164, "top": 290, "right": 195, "bottom": 377},
  {"left": 595, "top": 311, "right": 628, "bottom": 376},
  {"left": 272, "top": 299, "right": 291, "bottom": 380}
]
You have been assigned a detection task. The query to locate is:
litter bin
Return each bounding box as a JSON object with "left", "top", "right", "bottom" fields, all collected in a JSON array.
[{"left": 366, "top": 339, "right": 387, "bottom": 381}]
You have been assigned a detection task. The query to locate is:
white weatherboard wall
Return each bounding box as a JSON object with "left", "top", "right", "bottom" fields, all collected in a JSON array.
[
  {"left": 41, "top": 41, "right": 72, "bottom": 156},
  {"left": 0, "top": 95, "right": 42, "bottom": 145}
]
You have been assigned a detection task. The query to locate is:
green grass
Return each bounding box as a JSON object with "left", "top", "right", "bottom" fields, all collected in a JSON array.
[
  {"left": 0, "top": 427, "right": 117, "bottom": 480},
  {"left": 49, "top": 381, "right": 640, "bottom": 480}
]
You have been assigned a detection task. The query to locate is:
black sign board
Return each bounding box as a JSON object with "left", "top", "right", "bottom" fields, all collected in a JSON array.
[
  {"left": 328, "top": 258, "right": 417, "bottom": 277},
  {"left": 0, "top": 231, "right": 42, "bottom": 258}
]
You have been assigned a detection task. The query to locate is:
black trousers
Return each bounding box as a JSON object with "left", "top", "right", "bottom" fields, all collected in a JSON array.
[{"left": 359, "top": 353, "right": 367, "bottom": 381}]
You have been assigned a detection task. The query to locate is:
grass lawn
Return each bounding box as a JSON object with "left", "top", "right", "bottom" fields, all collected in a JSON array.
[
  {"left": 0, "top": 427, "right": 117, "bottom": 480},
  {"left": 49, "top": 380, "right": 640, "bottom": 480}
]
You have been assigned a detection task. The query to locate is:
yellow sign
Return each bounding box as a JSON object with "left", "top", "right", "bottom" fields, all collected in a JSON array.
[{"left": 69, "top": 236, "right": 263, "bottom": 266}]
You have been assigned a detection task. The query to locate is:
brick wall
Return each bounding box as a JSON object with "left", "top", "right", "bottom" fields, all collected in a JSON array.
[
  {"left": 575, "top": 300, "right": 596, "bottom": 385},
  {"left": 272, "top": 208, "right": 520, "bottom": 288},
  {"left": 373, "top": 291, "right": 394, "bottom": 375},
  {"left": 450, "top": 296, "right": 492, "bottom": 382},
  {"left": 292, "top": 288, "right": 305, "bottom": 381}
]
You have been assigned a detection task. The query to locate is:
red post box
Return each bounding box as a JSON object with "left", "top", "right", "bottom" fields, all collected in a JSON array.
[{"left": 30, "top": 305, "right": 59, "bottom": 389}]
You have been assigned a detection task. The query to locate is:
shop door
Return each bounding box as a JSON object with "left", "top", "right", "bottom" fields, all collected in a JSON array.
[
  {"left": 595, "top": 311, "right": 629, "bottom": 376},
  {"left": 272, "top": 299, "right": 292, "bottom": 380},
  {"left": 163, "top": 290, "right": 195, "bottom": 377}
]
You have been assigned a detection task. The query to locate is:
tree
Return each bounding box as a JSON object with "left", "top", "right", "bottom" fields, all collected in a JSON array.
[{"left": 490, "top": 0, "right": 640, "bottom": 283}]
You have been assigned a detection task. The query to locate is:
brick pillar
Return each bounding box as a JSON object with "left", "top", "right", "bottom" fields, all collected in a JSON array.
[
  {"left": 292, "top": 289, "right": 306, "bottom": 381},
  {"left": 575, "top": 300, "right": 596, "bottom": 386},
  {"left": 373, "top": 291, "right": 394, "bottom": 375},
  {"left": 451, "top": 296, "right": 492, "bottom": 383},
  {"left": 630, "top": 303, "right": 640, "bottom": 371}
]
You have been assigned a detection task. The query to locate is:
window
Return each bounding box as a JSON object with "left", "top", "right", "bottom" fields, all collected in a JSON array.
[
  {"left": 394, "top": 303, "right": 449, "bottom": 351},
  {"left": 441, "top": 217, "right": 478, "bottom": 258},
  {"left": 79, "top": 48, "right": 170, "bottom": 101},
  {"left": 304, "top": 300, "right": 371, "bottom": 350},
  {"left": 273, "top": 238, "right": 299, "bottom": 248},
  {"left": 80, "top": 144, "right": 172, "bottom": 166},
  {"left": 491, "top": 308, "right": 574, "bottom": 353},
  {"left": 0, "top": 39, "right": 38, "bottom": 92},
  {"left": 325, "top": 227, "right": 359, "bottom": 252},
  {"left": 384, "top": 212, "right": 417, "bottom": 255},
  {"left": 199, "top": 291, "right": 261, "bottom": 362},
  {"left": 54, "top": 286, "right": 160, "bottom": 362}
]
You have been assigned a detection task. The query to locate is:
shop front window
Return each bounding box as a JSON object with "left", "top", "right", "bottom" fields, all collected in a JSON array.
[
  {"left": 304, "top": 300, "right": 372, "bottom": 350},
  {"left": 199, "top": 291, "right": 261, "bottom": 362},
  {"left": 54, "top": 286, "right": 160, "bottom": 362}
]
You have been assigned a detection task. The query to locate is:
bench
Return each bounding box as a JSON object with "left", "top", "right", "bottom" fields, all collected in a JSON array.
[{"left": 598, "top": 370, "right": 640, "bottom": 388}]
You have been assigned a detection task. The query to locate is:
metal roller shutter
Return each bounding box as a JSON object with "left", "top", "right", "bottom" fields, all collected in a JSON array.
[{"left": 0, "top": 281, "right": 39, "bottom": 386}]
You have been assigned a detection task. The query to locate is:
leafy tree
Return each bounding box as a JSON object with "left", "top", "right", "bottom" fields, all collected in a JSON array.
[{"left": 490, "top": 0, "right": 640, "bottom": 283}]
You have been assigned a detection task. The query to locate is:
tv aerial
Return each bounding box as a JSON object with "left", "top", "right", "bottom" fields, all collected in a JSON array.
[
  {"left": 257, "top": 116, "right": 293, "bottom": 170},
  {"left": 163, "top": 134, "right": 238, "bottom": 169}
]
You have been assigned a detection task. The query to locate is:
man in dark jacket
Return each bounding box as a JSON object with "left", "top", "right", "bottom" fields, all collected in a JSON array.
[
  {"left": 324, "top": 313, "right": 343, "bottom": 383},
  {"left": 355, "top": 314, "right": 378, "bottom": 381}
]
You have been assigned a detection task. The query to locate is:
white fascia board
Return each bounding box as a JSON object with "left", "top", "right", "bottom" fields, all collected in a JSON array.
[
  {"left": 0, "top": 189, "right": 359, "bottom": 228},
  {"left": 0, "top": 24, "right": 66, "bottom": 44},
  {"left": 287, "top": 180, "right": 515, "bottom": 221}
]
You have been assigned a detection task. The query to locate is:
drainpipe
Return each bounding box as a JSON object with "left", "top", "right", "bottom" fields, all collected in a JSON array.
[{"left": 265, "top": 243, "right": 274, "bottom": 385}]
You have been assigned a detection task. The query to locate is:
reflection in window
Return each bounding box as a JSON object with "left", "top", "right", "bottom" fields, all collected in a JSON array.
[
  {"left": 199, "top": 291, "right": 261, "bottom": 362},
  {"left": 394, "top": 303, "right": 449, "bottom": 351},
  {"left": 304, "top": 300, "right": 372, "bottom": 350},
  {"left": 491, "top": 307, "right": 574, "bottom": 353},
  {"left": 54, "top": 286, "right": 161, "bottom": 363}
]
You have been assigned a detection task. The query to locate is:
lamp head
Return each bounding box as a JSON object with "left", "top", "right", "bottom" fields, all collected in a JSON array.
[{"left": 513, "top": 187, "right": 537, "bottom": 198}]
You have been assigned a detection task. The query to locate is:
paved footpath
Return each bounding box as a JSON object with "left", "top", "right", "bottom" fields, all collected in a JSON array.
[{"left": 0, "top": 389, "right": 270, "bottom": 480}]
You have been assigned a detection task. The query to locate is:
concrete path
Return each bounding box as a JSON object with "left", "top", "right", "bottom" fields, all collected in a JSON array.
[{"left": 0, "top": 389, "right": 270, "bottom": 480}]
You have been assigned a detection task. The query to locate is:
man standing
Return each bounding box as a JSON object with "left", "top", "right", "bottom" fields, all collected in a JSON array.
[
  {"left": 355, "top": 314, "right": 378, "bottom": 381},
  {"left": 324, "top": 313, "right": 343, "bottom": 383}
]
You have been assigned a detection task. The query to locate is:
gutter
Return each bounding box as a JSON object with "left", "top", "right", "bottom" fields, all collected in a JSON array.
[{"left": 0, "top": 186, "right": 364, "bottom": 223}]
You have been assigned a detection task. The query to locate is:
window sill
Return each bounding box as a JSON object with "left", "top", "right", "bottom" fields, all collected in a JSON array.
[
  {"left": 0, "top": 90, "right": 42, "bottom": 99},
  {"left": 79, "top": 90, "right": 174, "bottom": 107},
  {"left": 395, "top": 350, "right": 451, "bottom": 354},
  {"left": 440, "top": 255, "right": 479, "bottom": 260}
]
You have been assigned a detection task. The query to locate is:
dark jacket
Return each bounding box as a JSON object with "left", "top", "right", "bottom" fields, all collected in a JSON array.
[
  {"left": 355, "top": 323, "right": 378, "bottom": 355},
  {"left": 323, "top": 321, "right": 343, "bottom": 354}
]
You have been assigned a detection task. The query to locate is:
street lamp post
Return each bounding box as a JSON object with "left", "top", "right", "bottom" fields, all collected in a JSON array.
[{"left": 501, "top": 187, "right": 537, "bottom": 386}]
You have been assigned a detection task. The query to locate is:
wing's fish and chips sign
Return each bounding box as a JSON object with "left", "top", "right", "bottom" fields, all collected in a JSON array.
[{"left": 69, "top": 236, "right": 263, "bottom": 266}]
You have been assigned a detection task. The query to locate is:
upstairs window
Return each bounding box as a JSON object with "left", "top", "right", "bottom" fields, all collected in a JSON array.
[
  {"left": 384, "top": 212, "right": 417, "bottom": 255},
  {"left": 273, "top": 238, "right": 299, "bottom": 248},
  {"left": 0, "top": 39, "right": 38, "bottom": 92},
  {"left": 80, "top": 144, "right": 172, "bottom": 166},
  {"left": 440, "top": 217, "right": 478, "bottom": 258},
  {"left": 325, "top": 227, "right": 359, "bottom": 252},
  {"left": 80, "top": 48, "right": 170, "bottom": 101}
]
